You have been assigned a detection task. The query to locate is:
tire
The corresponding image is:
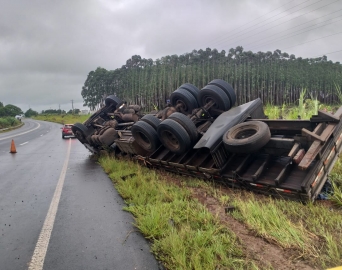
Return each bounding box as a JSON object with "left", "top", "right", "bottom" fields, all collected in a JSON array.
[
  {"left": 208, "top": 79, "right": 236, "bottom": 107},
  {"left": 168, "top": 112, "right": 198, "bottom": 143},
  {"left": 105, "top": 95, "right": 122, "bottom": 107},
  {"left": 94, "top": 135, "right": 102, "bottom": 145},
  {"left": 91, "top": 134, "right": 101, "bottom": 146},
  {"left": 198, "top": 85, "right": 231, "bottom": 113},
  {"left": 170, "top": 88, "right": 198, "bottom": 114},
  {"left": 131, "top": 121, "right": 160, "bottom": 152},
  {"left": 72, "top": 123, "right": 90, "bottom": 143},
  {"left": 123, "top": 108, "right": 135, "bottom": 114},
  {"left": 179, "top": 83, "right": 200, "bottom": 101},
  {"left": 223, "top": 121, "right": 271, "bottom": 153},
  {"left": 62, "top": 134, "right": 65, "bottom": 139},
  {"left": 157, "top": 118, "right": 191, "bottom": 154},
  {"left": 98, "top": 126, "right": 108, "bottom": 136},
  {"left": 98, "top": 128, "right": 117, "bottom": 146},
  {"left": 140, "top": 114, "right": 161, "bottom": 130},
  {"left": 90, "top": 135, "right": 98, "bottom": 145}
]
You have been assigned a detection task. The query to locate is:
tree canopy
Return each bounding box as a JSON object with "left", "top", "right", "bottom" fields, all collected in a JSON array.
[
  {"left": 81, "top": 47, "right": 342, "bottom": 111},
  {"left": 25, "top": 108, "right": 38, "bottom": 117},
  {"left": 41, "top": 109, "right": 66, "bottom": 114},
  {"left": 0, "top": 104, "right": 23, "bottom": 117},
  {"left": 67, "top": 109, "right": 80, "bottom": 114}
]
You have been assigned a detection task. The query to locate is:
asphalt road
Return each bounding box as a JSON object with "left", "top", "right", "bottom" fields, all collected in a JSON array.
[{"left": 0, "top": 119, "right": 159, "bottom": 270}]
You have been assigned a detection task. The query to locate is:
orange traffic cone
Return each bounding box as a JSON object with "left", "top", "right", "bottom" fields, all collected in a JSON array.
[{"left": 10, "top": 139, "right": 17, "bottom": 153}]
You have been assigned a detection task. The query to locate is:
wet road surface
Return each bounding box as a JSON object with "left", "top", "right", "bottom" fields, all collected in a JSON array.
[{"left": 0, "top": 119, "right": 159, "bottom": 270}]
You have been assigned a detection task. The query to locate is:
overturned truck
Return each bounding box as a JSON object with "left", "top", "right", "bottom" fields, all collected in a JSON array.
[{"left": 72, "top": 79, "right": 342, "bottom": 202}]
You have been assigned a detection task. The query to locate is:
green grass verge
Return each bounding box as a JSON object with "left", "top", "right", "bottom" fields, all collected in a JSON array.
[
  {"left": 99, "top": 156, "right": 255, "bottom": 270},
  {"left": 40, "top": 108, "right": 342, "bottom": 268},
  {"left": 330, "top": 158, "right": 342, "bottom": 208},
  {"left": 0, "top": 117, "right": 21, "bottom": 129},
  {"left": 99, "top": 155, "right": 342, "bottom": 269},
  {"left": 263, "top": 100, "right": 338, "bottom": 120},
  {"left": 231, "top": 195, "right": 342, "bottom": 268},
  {"left": 204, "top": 184, "right": 342, "bottom": 269},
  {"left": 231, "top": 195, "right": 314, "bottom": 251},
  {"left": 33, "top": 114, "right": 89, "bottom": 124}
]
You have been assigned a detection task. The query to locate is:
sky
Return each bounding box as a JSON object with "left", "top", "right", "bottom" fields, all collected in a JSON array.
[{"left": 1, "top": 0, "right": 342, "bottom": 113}]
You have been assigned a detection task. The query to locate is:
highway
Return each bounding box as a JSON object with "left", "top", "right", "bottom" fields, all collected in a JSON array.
[{"left": 0, "top": 119, "right": 159, "bottom": 270}]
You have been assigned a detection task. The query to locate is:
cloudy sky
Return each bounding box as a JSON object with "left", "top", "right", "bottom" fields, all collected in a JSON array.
[{"left": 1, "top": 0, "right": 341, "bottom": 113}]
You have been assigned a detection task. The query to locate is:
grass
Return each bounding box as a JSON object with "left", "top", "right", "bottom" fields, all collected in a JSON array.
[
  {"left": 263, "top": 99, "right": 338, "bottom": 120},
  {"left": 329, "top": 158, "right": 342, "bottom": 208},
  {"left": 190, "top": 181, "right": 342, "bottom": 268},
  {"left": 32, "top": 114, "right": 89, "bottom": 124},
  {"left": 0, "top": 116, "right": 21, "bottom": 129},
  {"left": 203, "top": 179, "right": 342, "bottom": 268},
  {"left": 334, "top": 82, "right": 342, "bottom": 104},
  {"left": 271, "top": 199, "right": 342, "bottom": 268},
  {"left": 298, "top": 88, "right": 307, "bottom": 119},
  {"left": 97, "top": 154, "right": 342, "bottom": 269},
  {"left": 231, "top": 196, "right": 314, "bottom": 251},
  {"left": 99, "top": 156, "right": 252, "bottom": 270}
]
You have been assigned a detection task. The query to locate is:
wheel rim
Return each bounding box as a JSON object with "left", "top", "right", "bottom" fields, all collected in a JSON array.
[
  {"left": 161, "top": 130, "right": 180, "bottom": 151},
  {"left": 136, "top": 132, "right": 152, "bottom": 150},
  {"left": 75, "top": 130, "right": 85, "bottom": 141},
  {"left": 234, "top": 128, "right": 257, "bottom": 139},
  {"left": 201, "top": 95, "right": 219, "bottom": 109},
  {"left": 175, "top": 99, "right": 188, "bottom": 111}
]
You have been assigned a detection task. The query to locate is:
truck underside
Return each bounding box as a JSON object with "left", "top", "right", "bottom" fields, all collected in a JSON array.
[{"left": 73, "top": 80, "right": 342, "bottom": 202}]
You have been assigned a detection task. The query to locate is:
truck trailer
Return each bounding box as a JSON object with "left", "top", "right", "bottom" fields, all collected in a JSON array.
[{"left": 72, "top": 79, "right": 342, "bottom": 202}]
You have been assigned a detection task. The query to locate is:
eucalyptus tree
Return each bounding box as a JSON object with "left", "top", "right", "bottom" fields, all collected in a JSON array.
[{"left": 81, "top": 46, "right": 342, "bottom": 111}]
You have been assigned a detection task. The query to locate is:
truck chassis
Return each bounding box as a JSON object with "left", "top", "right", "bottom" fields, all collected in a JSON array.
[{"left": 73, "top": 80, "right": 342, "bottom": 202}]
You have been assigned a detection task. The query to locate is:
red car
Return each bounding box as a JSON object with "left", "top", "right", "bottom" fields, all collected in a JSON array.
[{"left": 61, "top": 124, "right": 74, "bottom": 139}]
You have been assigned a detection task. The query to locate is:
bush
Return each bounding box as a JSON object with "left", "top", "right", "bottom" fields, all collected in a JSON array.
[{"left": 0, "top": 117, "right": 20, "bottom": 129}]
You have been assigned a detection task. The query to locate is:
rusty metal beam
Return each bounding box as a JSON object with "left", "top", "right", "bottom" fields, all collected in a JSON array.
[
  {"left": 299, "top": 121, "right": 337, "bottom": 170},
  {"left": 298, "top": 140, "right": 321, "bottom": 170},
  {"left": 310, "top": 110, "right": 340, "bottom": 122},
  {"left": 252, "top": 155, "right": 270, "bottom": 181},
  {"left": 288, "top": 143, "right": 300, "bottom": 158},
  {"left": 275, "top": 161, "right": 292, "bottom": 186},
  {"left": 233, "top": 154, "right": 253, "bottom": 175}
]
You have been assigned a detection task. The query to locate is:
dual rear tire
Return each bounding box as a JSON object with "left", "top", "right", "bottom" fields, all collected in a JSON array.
[
  {"left": 132, "top": 113, "right": 198, "bottom": 155},
  {"left": 131, "top": 120, "right": 160, "bottom": 152},
  {"left": 133, "top": 80, "right": 238, "bottom": 154},
  {"left": 198, "top": 80, "right": 236, "bottom": 116}
]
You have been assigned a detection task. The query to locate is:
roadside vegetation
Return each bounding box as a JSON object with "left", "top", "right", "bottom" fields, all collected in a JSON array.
[
  {"left": 0, "top": 116, "right": 22, "bottom": 130},
  {"left": 33, "top": 114, "right": 89, "bottom": 125},
  {"left": 263, "top": 90, "right": 339, "bottom": 120},
  {"left": 231, "top": 195, "right": 342, "bottom": 268},
  {"left": 0, "top": 101, "right": 25, "bottom": 129},
  {"left": 99, "top": 156, "right": 253, "bottom": 269},
  {"left": 329, "top": 159, "right": 342, "bottom": 209},
  {"left": 98, "top": 153, "right": 342, "bottom": 269}
]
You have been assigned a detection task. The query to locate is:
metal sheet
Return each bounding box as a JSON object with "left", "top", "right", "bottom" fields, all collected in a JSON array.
[{"left": 194, "top": 98, "right": 264, "bottom": 151}]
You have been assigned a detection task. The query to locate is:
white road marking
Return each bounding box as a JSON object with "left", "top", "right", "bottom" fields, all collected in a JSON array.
[
  {"left": 28, "top": 139, "right": 72, "bottom": 270},
  {"left": 20, "top": 142, "right": 28, "bottom": 145},
  {"left": 0, "top": 122, "right": 41, "bottom": 141},
  {"left": 40, "top": 134, "right": 43, "bottom": 137}
]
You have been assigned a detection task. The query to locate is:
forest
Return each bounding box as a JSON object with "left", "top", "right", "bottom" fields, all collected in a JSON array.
[{"left": 81, "top": 46, "right": 342, "bottom": 112}]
